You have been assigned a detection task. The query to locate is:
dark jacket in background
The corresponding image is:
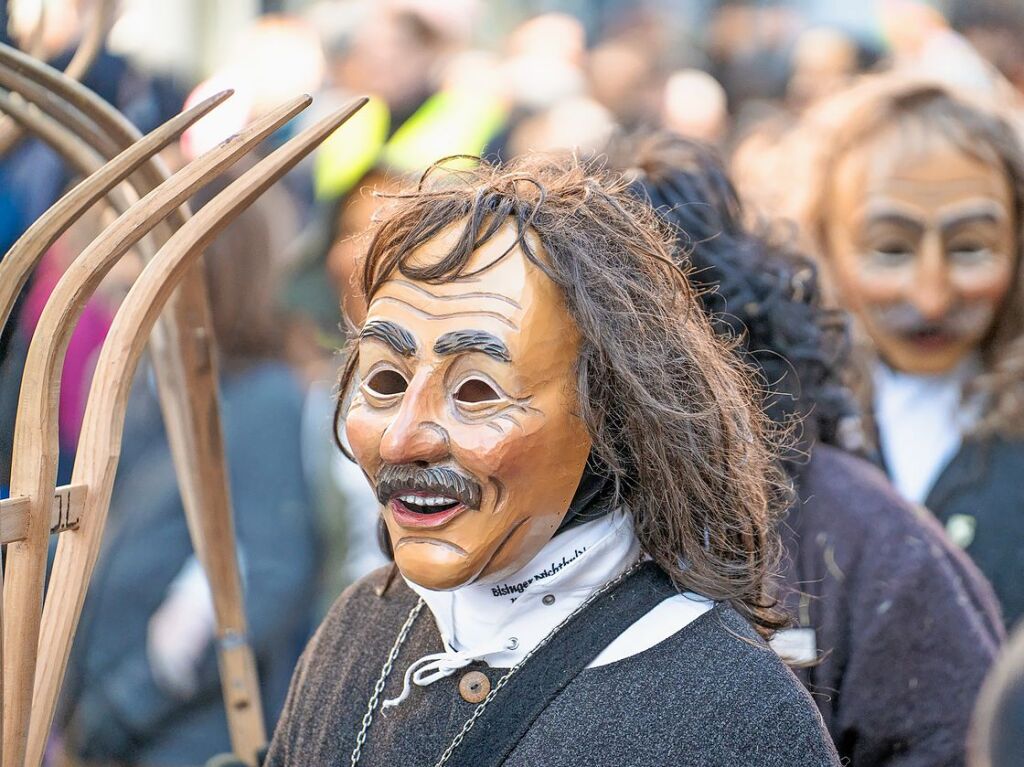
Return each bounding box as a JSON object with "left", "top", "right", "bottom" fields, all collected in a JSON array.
[
  {"left": 61, "top": 362, "right": 320, "bottom": 766},
  {"left": 782, "top": 444, "right": 1003, "bottom": 767},
  {"left": 924, "top": 436, "right": 1024, "bottom": 630},
  {"left": 266, "top": 567, "right": 840, "bottom": 767}
]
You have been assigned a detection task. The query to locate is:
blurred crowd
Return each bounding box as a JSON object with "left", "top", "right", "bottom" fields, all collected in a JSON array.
[{"left": 2, "top": 0, "right": 1024, "bottom": 765}]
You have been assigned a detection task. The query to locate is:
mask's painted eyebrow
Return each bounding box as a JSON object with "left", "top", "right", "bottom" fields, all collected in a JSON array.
[
  {"left": 863, "top": 210, "right": 925, "bottom": 236},
  {"left": 939, "top": 205, "right": 1007, "bottom": 233},
  {"left": 434, "top": 329, "right": 511, "bottom": 362},
  {"left": 360, "top": 319, "right": 417, "bottom": 356}
]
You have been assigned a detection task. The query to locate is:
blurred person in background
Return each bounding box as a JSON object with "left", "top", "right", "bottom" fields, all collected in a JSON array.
[
  {"left": 623, "top": 131, "right": 1002, "bottom": 767},
  {"left": 302, "top": 0, "right": 474, "bottom": 186},
  {"left": 56, "top": 171, "right": 320, "bottom": 766},
  {"left": 587, "top": 35, "right": 660, "bottom": 130},
  {"left": 951, "top": 2, "right": 1024, "bottom": 95},
  {"left": 705, "top": 3, "right": 796, "bottom": 122},
  {"left": 786, "top": 26, "right": 859, "bottom": 110},
  {"left": 331, "top": 0, "right": 464, "bottom": 131},
  {"left": 585, "top": 5, "right": 685, "bottom": 130},
  {"left": 753, "top": 74, "right": 1024, "bottom": 629},
  {"left": 180, "top": 13, "right": 328, "bottom": 227},
  {"left": 302, "top": 169, "right": 399, "bottom": 612},
  {"left": 484, "top": 12, "right": 589, "bottom": 159},
  {"left": 661, "top": 69, "right": 728, "bottom": 144},
  {"left": 970, "top": 621, "right": 1024, "bottom": 767}
]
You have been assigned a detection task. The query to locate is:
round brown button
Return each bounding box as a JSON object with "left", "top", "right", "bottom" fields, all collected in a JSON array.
[{"left": 458, "top": 670, "right": 491, "bottom": 703}]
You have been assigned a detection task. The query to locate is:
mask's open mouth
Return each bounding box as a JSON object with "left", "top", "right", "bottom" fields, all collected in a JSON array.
[
  {"left": 388, "top": 493, "right": 468, "bottom": 529},
  {"left": 394, "top": 494, "right": 461, "bottom": 515},
  {"left": 903, "top": 326, "right": 957, "bottom": 349}
]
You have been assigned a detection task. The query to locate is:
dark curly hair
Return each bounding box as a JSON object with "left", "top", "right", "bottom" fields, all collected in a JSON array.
[
  {"left": 619, "top": 132, "right": 862, "bottom": 457},
  {"left": 335, "top": 152, "right": 790, "bottom": 635}
]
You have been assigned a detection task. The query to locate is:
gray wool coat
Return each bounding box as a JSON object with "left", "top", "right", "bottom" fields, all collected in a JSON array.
[{"left": 265, "top": 566, "right": 841, "bottom": 767}]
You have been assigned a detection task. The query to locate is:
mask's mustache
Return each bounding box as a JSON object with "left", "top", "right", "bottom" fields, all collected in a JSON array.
[
  {"left": 375, "top": 464, "right": 483, "bottom": 510},
  {"left": 869, "top": 301, "right": 995, "bottom": 339}
]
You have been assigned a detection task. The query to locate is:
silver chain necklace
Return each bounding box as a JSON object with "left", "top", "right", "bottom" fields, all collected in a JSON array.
[{"left": 349, "top": 559, "right": 644, "bottom": 767}]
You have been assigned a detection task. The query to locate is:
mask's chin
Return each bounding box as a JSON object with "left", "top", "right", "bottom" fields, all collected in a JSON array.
[
  {"left": 874, "top": 332, "right": 973, "bottom": 376},
  {"left": 391, "top": 513, "right": 549, "bottom": 591},
  {"left": 392, "top": 538, "right": 477, "bottom": 590}
]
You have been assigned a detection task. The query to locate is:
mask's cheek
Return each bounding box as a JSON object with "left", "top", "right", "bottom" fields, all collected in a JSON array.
[
  {"left": 444, "top": 422, "right": 527, "bottom": 516},
  {"left": 952, "top": 262, "right": 1016, "bottom": 304},
  {"left": 833, "top": 253, "right": 911, "bottom": 307},
  {"left": 487, "top": 417, "right": 589, "bottom": 526},
  {"left": 472, "top": 432, "right": 587, "bottom": 583},
  {"left": 855, "top": 270, "right": 916, "bottom": 305},
  {"left": 344, "top": 405, "right": 387, "bottom": 480}
]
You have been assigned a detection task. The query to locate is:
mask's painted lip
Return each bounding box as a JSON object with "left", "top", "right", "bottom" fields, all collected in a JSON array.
[
  {"left": 894, "top": 328, "right": 962, "bottom": 351},
  {"left": 389, "top": 498, "right": 469, "bottom": 529}
]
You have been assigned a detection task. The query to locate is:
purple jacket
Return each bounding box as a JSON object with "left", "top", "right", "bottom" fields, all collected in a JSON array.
[{"left": 780, "top": 444, "right": 1003, "bottom": 767}]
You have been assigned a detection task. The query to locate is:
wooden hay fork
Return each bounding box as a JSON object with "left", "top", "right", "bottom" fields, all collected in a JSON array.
[
  {"left": 0, "top": 42, "right": 357, "bottom": 767},
  {"left": 0, "top": 53, "right": 366, "bottom": 764},
  {"left": 0, "top": 38, "right": 271, "bottom": 767},
  {"left": 0, "top": 46, "right": 270, "bottom": 759}
]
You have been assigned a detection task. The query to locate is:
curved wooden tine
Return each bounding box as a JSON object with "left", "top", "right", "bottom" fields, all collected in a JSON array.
[
  {"left": 0, "top": 86, "right": 153, "bottom": 271},
  {"left": 0, "top": 86, "right": 104, "bottom": 764},
  {"left": 0, "top": 57, "right": 179, "bottom": 291},
  {"left": 0, "top": 0, "right": 115, "bottom": 156},
  {"left": 29, "top": 99, "right": 368, "bottom": 767},
  {"left": 1, "top": 95, "right": 311, "bottom": 767},
  {"left": 0, "top": 88, "right": 232, "bottom": 335},
  {"left": 0, "top": 42, "right": 290, "bottom": 758},
  {"left": 0, "top": 42, "right": 184, "bottom": 219},
  {"left": 0, "top": 87, "right": 112, "bottom": 178},
  {"left": 0, "top": 61, "right": 120, "bottom": 158}
]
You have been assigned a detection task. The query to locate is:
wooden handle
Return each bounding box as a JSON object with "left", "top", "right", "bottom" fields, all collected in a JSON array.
[{"left": 149, "top": 268, "right": 269, "bottom": 760}]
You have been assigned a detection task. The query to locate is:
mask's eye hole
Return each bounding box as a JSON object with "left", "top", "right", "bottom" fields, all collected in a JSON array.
[
  {"left": 366, "top": 369, "right": 407, "bottom": 396},
  {"left": 455, "top": 378, "right": 501, "bottom": 404}
]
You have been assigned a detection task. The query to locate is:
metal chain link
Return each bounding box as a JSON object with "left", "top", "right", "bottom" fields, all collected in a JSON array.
[
  {"left": 347, "top": 559, "right": 644, "bottom": 767},
  {"left": 350, "top": 599, "right": 425, "bottom": 766}
]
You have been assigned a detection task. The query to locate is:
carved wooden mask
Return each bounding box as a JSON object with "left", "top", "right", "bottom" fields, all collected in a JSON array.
[{"left": 346, "top": 221, "right": 592, "bottom": 590}]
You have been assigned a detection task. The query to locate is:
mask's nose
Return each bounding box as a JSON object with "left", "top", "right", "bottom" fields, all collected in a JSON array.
[
  {"left": 378, "top": 374, "right": 449, "bottom": 466},
  {"left": 910, "top": 234, "right": 954, "bottom": 321}
]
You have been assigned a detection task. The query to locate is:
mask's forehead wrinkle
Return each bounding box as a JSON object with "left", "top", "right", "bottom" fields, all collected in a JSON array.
[
  {"left": 369, "top": 295, "right": 519, "bottom": 330},
  {"left": 389, "top": 278, "right": 522, "bottom": 310}
]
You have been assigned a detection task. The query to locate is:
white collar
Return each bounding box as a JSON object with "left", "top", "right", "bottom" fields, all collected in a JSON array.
[
  {"left": 873, "top": 354, "right": 981, "bottom": 399},
  {"left": 873, "top": 354, "right": 982, "bottom": 503},
  {"left": 409, "top": 508, "right": 639, "bottom": 663},
  {"left": 383, "top": 510, "right": 639, "bottom": 709}
]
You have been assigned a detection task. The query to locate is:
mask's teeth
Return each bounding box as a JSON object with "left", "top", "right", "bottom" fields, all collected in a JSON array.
[{"left": 395, "top": 494, "right": 459, "bottom": 509}]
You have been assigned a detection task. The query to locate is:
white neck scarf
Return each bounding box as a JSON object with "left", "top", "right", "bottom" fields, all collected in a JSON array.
[
  {"left": 383, "top": 509, "right": 639, "bottom": 709},
  {"left": 873, "top": 354, "right": 982, "bottom": 504}
]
